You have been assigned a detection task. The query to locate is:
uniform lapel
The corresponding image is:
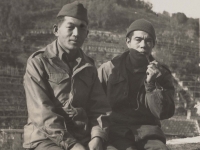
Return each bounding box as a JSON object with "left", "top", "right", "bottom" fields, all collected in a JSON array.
[{"left": 44, "top": 40, "right": 71, "bottom": 74}]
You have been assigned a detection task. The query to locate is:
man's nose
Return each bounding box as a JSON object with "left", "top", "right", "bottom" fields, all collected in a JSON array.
[
  {"left": 72, "top": 27, "right": 78, "bottom": 36},
  {"left": 140, "top": 40, "right": 146, "bottom": 47}
]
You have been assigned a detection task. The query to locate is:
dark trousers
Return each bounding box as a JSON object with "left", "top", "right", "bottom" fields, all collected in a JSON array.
[
  {"left": 136, "top": 139, "right": 169, "bottom": 150},
  {"left": 32, "top": 140, "right": 114, "bottom": 150},
  {"left": 33, "top": 140, "right": 63, "bottom": 150},
  {"left": 107, "top": 138, "right": 168, "bottom": 150},
  {"left": 29, "top": 139, "right": 168, "bottom": 150},
  {"left": 31, "top": 137, "right": 168, "bottom": 150},
  {"left": 107, "top": 128, "right": 168, "bottom": 150}
]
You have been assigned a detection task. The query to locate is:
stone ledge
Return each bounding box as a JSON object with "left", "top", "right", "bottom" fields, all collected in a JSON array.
[{"left": 167, "top": 136, "right": 200, "bottom": 145}]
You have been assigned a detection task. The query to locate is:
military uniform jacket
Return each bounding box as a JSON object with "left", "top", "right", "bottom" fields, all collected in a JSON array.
[
  {"left": 23, "top": 40, "right": 111, "bottom": 149},
  {"left": 98, "top": 50, "right": 175, "bottom": 143}
]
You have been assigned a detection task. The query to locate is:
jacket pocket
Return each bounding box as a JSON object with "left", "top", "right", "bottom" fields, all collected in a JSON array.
[
  {"left": 48, "top": 73, "right": 70, "bottom": 84},
  {"left": 108, "top": 74, "right": 126, "bottom": 107}
]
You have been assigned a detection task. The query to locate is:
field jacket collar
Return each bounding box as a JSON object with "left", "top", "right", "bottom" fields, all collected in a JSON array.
[{"left": 43, "top": 40, "right": 94, "bottom": 77}]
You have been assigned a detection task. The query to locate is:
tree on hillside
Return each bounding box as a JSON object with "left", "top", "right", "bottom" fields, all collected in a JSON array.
[
  {"left": 171, "top": 12, "right": 188, "bottom": 25},
  {"left": 0, "top": 0, "right": 32, "bottom": 41},
  {"left": 0, "top": 0, "right": 65, "bottom": 41},
  {"left": 186, "top": 18, "right": 199, "bottom": 37},
  {"left": 115, "top": 0, "right": 136, "bottom": 7},
  {"left": 0, "top": 0, "right": 12, "bottom": 39},
  {"left": 0, "top": 0, "right": 58, "bottom": 67},
  {"left": 88, "top": 0, "right": 117, "bottom": 28}
]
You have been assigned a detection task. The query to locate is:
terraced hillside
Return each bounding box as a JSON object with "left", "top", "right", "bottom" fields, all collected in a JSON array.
[{"left": 0, "top": 76, "right": 27, "bottom": 129}]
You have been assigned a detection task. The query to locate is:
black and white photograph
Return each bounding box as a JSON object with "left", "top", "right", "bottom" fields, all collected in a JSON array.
[{"left": 0, "top": 0, "right": 199, "bottom": 150}]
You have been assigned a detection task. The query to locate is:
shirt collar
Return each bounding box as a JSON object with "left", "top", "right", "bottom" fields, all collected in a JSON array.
[
  {"left": 56, "top": 41, "right": 81, "bottom": 62},
  {"left": 57, "top": 42, "right": 65, "bottom": 61}
]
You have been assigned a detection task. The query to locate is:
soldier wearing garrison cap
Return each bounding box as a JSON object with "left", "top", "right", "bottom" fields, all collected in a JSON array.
[
  {"left": 98, "top": 19, "right": 175, "bottom": 150},
  {"left": 23, "top": 1, "right": 111, "bottom": 150}
]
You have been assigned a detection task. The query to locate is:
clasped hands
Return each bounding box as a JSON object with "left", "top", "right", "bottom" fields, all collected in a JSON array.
[{"left": 64, "top": 107, "right": 103, "bottom": 150}]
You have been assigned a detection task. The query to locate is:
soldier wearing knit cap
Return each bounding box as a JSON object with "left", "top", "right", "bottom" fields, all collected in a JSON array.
[
  {"left": 23, "top": 1, "right": 111, "bottom": 150},
  {"left": 98, "top": 19, "right": 175, "bottom": 150},
  {"left": 126, "top": 19, "right": 156, "bottom": 46}
]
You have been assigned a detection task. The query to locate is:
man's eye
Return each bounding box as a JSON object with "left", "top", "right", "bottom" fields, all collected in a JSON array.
[
  {"left": 135, "top": 38, "right": 141, "bottom": 42},
  {"left": 67, "top": 26, "right": 74, "bottom": 29}
]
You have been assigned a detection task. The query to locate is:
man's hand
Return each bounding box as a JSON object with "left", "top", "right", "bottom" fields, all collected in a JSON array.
[
  {"left": 70, "top": 143, "right": 86, "bottom": 150},
  {"left": 63, "top": 104, "right": 77, "bottom": 118},
  {"left": 88, "top": 137, "right": 103, "bottom": 150},
  {"left": 146, "top": 61, "right": 164, "bottom": 83},
  {"left": 65, "top": 108, "right": 77, "bottom": 117}
]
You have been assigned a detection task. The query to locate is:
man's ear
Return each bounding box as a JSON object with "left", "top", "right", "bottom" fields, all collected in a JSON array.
[
  {"left": 53, "top": 24, "right": 59, "bottom": 36},
  {"left": 126, "top": 37, "right": 131, "bottom": 48}
]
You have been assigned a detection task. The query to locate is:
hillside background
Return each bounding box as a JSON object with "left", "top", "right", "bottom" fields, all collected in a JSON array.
[
  {"left": 0, "top": 0, "right": 200, "bottom": 149},
  {"left": 0, "top": 0, "right": 199, "bottom": 73}
]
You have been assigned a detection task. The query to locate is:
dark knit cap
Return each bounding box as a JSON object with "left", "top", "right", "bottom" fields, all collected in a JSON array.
[
  {"left": 126, "top": 19, "right": 156, "bottom": 45},
  {"left": 57, "top": 1, "right": 88, "bottom": 24}
]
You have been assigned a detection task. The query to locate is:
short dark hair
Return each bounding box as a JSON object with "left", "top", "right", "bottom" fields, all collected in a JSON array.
[{"left": 56, "top": 16, "right": 65, "bottom": 27}]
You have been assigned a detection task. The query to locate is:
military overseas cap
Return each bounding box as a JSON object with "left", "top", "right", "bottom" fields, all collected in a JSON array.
[
  {"left": 57, "top": 1, "right": 88, "bottom": 24},
  {"left": 126, "top": 19, "right": 156, "bottom": 45}
]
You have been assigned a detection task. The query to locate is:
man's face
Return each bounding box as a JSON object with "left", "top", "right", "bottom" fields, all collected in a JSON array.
[
  {"left": 126, "top": 30, "right": 154, "bottom": 56},
  {"left": 55, "top": 16, "right": 88, "bottom": 51}
]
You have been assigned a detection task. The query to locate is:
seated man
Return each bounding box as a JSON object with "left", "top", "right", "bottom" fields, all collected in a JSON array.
[
  {"left": 23, "top": 1, "right": 111, "bottom": 150},
  {"left": 98, "top": 19, "right": 175, "bottom": 150}
]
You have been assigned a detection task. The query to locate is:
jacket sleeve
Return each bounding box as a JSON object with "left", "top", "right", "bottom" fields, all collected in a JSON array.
[
  {"left": 87, "top": 68, "right": 111, "bottom": 142},
  {"left": 144, "top": 68, "right": 175, "bottom": 120},
  {"left": 24, "top": 56, "right": 77, "bottom": 149}
]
